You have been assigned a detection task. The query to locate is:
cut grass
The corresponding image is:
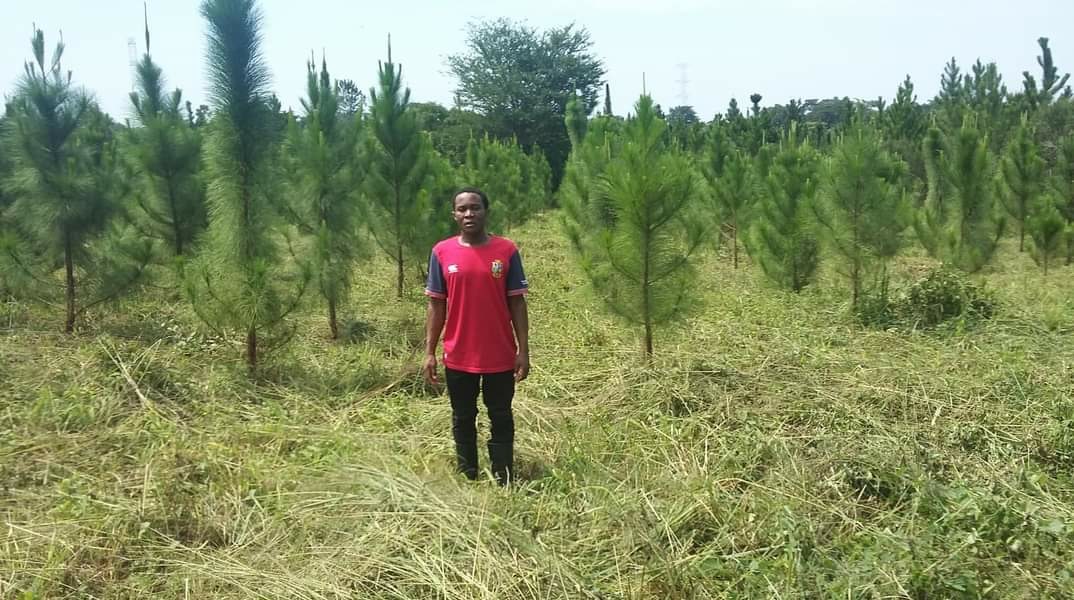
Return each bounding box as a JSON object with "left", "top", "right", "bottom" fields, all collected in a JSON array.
[{"left": 3, "top": 211, "right": 1074, "bottom": 598}]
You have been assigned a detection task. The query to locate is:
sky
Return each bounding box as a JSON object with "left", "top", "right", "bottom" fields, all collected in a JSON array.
[{"left": 2, "top": 0, "right": 1073, "bottom": 122}]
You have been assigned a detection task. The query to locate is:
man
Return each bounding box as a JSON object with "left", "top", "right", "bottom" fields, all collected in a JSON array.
[{"left": 423, "top": 188, "right": 530, "bottom": 486}]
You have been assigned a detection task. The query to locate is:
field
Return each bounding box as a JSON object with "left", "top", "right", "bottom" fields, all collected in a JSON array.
[{"left": 3, "top": 211, "right": 1074, "bottom": 598}]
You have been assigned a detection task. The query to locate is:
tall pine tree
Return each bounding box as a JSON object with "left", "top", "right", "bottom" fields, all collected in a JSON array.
[
  {"left": 703, "top": 140, "right": 754, "bottom": 269},
  {"left": 1053, "top": 134, "right": 1074, "bottom": 264},
  {"left": 365, "top": 41, "right": 436, "bottom": 299},
  {"left": 1, "top": 30, "right": 150, "bottom": 332},
  {"left": 186, "top": 0, "right": 309, "bottom": 369},
  {"left": 915, "top": 120, "right": 1005, "bottom": 273},
  {"left": 563, "top": 96, "right": 703, "bottom": 356},
  {"left": 815, "top": 123, "right": 910, "bottom": 307},
  {"left": 997, "top": 115, "right": 1043, "bottom": 252},
  {"left": 283, "top": 56, "right": 363, "bottom": 339},
  {"left": 749, "top": 122, "right": 821, "bottom": 292},
  {"left": 126, "top": 22, "right": 205, "bottom": 259},
  {"left": 1022, "top": 37, "right": 1071, "bottom": 110},
  {"left": 561, "top": 96, "right": 621, "bottom": 251}
]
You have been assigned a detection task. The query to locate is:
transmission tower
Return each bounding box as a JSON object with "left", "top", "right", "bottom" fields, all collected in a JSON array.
[
  {"left": 127, "top": 37, "right": 138, "bottom": 91},
  {"left": 676, "top": 63, "right": 689, "bottom": 106}
]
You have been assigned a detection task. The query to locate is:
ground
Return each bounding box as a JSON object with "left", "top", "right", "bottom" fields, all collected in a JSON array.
[{"left": 2, "top": 211, "right": 1074, "bottom": 598}]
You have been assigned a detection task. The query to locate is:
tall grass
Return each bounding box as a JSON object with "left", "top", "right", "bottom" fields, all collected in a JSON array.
[{"left": 3, "top": 211, "right": 1074, "bottom": 598}]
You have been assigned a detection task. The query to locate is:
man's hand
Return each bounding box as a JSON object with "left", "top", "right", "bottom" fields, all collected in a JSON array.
[
  {"left": 422, "top": 353, "right": 440, "bottom": 385},
  {"left": 514, "top": 352, "right": 530, "bottom": 383}
]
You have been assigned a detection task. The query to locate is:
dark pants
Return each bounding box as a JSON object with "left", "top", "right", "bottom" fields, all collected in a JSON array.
[{"left": 445, "top": 367, "right": 515, "bottom": 484}]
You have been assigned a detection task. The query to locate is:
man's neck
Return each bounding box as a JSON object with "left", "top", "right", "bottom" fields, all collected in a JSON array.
[{"left": 459, "top": 231, "right": 490, "bottom": 246}]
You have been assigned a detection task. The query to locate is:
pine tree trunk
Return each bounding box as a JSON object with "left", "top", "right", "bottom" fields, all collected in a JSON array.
[
  {"left": 64, "top": 231, "right": 76, "bottom": 334},
  {"left": 395, "top": 188, "right": 404, "bottom": 299},
  {"left": 167, "top": 171, "right": 184, "bottom": 256},
  {"left": 732, "top": 219, "right": 739, "bottom": 269},
  {"left": 642, "top": 229, "right": 653, "bottom": 358},
  {"left": 396, "top": 242, "right": 404, "bottom": 299},
  {"left": 328, "top": 298, "right": 338, "bottom": 340},
  {"left": 246, "top": 327, "right": 257, "bottom": 370}
]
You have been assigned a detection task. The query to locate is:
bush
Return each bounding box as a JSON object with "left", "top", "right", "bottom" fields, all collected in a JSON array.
[
  {"left": 856, "top": 267, "right": 996, "bottom": 329},
  {"left": 899, "top": 267, "right": 994, "bottom": 328},
  {"left": 855, "top": 281, "right": 898, "bottom": 328}
]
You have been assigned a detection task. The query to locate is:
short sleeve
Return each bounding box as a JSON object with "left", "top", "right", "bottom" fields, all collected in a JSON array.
[
  {"left": 425, "top": 251, "right": 447, "bottom": 298},
  {"left": 506, "top": 250, "right": 528, "bottom": 296}
]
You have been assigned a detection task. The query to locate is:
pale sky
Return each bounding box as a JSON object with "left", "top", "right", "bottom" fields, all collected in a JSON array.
[{"left": 2, "top": 0, "right": 1072, "bottom": 122}]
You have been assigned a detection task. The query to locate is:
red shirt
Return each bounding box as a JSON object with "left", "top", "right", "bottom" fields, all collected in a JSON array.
[{"left": 425, "top": 236, "right": 528, "bottom": 373}]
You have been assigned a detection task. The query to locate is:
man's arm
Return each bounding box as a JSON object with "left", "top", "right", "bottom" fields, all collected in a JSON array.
[
  {"left": 508, "top": 295, "right": 529, "bottom": 382},
  {"left": 423, "top": 297, "right": 447, "bottom": 384}
]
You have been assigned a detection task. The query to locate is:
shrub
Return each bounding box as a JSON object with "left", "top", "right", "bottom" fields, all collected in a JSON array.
[
  {"left": 899, "top": 267, "right": 995, "bottom": 328},
  {"left": 856, "top": 267, "right": 996, "bottom": 329}
]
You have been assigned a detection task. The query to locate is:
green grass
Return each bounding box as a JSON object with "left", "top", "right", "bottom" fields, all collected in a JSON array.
[{"left": 3, "top": 211, "right": 1074, "bottom": 598}]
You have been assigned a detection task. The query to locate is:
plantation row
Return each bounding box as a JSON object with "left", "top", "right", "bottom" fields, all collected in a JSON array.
[{"left": 2, "top": 0, "right": 1072, "bottom": 365}]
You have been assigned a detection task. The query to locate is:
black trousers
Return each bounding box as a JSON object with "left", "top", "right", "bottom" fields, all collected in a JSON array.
[{"left": 445, "top": 367, "right": 515, "bottom": 483}]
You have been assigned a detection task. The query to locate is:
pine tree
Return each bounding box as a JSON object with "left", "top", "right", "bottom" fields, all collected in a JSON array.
[
  {"left": 561, "top": 103, "right": 621, "bottom": 249},
  {"left": 815, "top": 123, "right": 910, "bottom": 307},
  {"left": 936, "top": 57, "right": 966, "bottom": 128},
  {"left": 126, "top": 26, "right": 205, "bottom": 258},
  {"left": 1, "top": 30, "right": 152, "bottom": 332},
  {"left": 1053, "top": 134, "right": 1074, "bottom": 264},
  {"left": 365, "top": 41, "right": 435, "bottom": 299},
  {"left": 524, "top": 146, "right": 553, "bottom": 210},
  {"left": 749, "top": 122, "right": 821, "bottom": 292},
  {"left": 462, "top": 135, "right": 529, "bottom": 231},
  {"left": 964, "top": 60, "right": 1007, "bottom": 142},
  {"left": 186, "top": 0, "right": 309, "bottom": 369},
  {"left": 726, "top": 98, "right": 744, "bottom": 122},
  {"left": 750, "top": 93, "right": 763, "bottom": 117},
  {"left": 711, "top": 150, "right": 754, "bottom": 269},
  {"left": 563, "top": 95, "right": 704, "bottom": 357},
  {"left": 283, "top": 56, "right": 363, "bottom": 339},
  {"left": 603, "top": 83, "right": 613, "bottom": 116},
  {"left": 1022, "top": 37, "right": 1070, "bottom": 109},
  {"left": 1027, "top": 193, "right": 1066, "bottom": 275},
  {"left": 699, "top": 123, "right": 750, "bottom": 267},
  {"left": 883, "top": 75, "right": 926, "bottom": 184},
  {"left": 997, "top": 115, "right": 1043, "bottom": 252},
  {"left": 915, "top": 120, "right": 1005, "bottom": 273}
]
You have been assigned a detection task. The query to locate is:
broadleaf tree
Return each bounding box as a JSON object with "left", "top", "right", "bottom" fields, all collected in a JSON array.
[{"left": 448, "top": 19, "right": 605, "bottom": 185}]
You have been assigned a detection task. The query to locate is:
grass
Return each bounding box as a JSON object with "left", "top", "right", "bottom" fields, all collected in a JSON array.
[{"left": 3, "top": 210, "right": 1074, "bottom": 598}]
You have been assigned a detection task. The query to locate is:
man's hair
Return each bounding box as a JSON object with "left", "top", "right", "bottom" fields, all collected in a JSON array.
[{"left": 453, "top": 187, "right": 489, "bottom": 210}]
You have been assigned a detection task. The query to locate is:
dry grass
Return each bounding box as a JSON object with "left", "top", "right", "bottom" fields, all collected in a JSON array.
[{"left": 3, "top": 211, "right": 1074, "bottom": 598}]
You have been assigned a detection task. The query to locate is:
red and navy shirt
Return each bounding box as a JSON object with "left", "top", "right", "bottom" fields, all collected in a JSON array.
[{"left": 425, "top": 235, "right": 528, "bottom": 374}]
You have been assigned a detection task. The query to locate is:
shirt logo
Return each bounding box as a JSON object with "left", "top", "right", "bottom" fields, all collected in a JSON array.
[
  {"left": 491, "top": 259, "right": 504, "bottom": 279},
  {"left": 447, "top": 264, "right": 459, "bottom": 274}
]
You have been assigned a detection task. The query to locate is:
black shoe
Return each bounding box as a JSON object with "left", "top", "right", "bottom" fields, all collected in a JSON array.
[{"left": 488, "top": 441, "right": 513, "bottom": 487}]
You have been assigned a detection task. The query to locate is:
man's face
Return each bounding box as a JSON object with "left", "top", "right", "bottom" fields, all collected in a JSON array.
[{"left": 453, "top": 192, "right": 487, "bottom": 234}]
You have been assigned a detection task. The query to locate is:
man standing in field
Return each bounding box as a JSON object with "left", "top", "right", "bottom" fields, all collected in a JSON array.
[{"left": 423, "top": 188, "right": 530, "bottom": 486}]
